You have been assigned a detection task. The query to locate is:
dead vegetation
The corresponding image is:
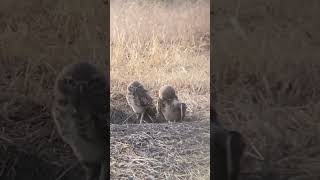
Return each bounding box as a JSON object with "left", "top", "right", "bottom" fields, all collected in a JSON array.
[
  {"left": 110, "top": 0, "right": 210, "bottom": 124},
  {"left": 110, "top": 0, "right": 210, "bottom": 179},
  {"left": 0, "top": 0, "right": 211, "bottom": 179},
  {"left": 0, "top": 0, "right": 106, "bottom": 179},
  {"left": 111, "top": 121, "right": 210, "bottom": 179},
  {"left": 2, "top": 0, "right": 317, "bottom": 180},
  {"left": 214, "top": 0, "right": 320, "bottom": 179}
]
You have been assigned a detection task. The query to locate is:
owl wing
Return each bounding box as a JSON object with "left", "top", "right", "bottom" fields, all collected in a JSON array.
[
  {"left": 126, "top": 94, "right": 133, "bottom": 106},
  {"left": 156, "top": 99, "right": 163, "bottom": 114},
  {"left": 138, "top": 92, "right": 153, "bottom": 107},
  {"left": 76, "top": 104, "right": 107, "bottom": 143},
  {"left": 92, "top": 93, "right": 108, "bottom": 142},
  {"left": 85, "top": 80, "right": 108, "bottom": 142},
  {"left": 156, "top": 99, "right": 165, "bottom": 121},
  {"left": 92, "top": 111, "right": 108, "bottom": 143},
  {"left": 179, "top": 102, "right": 187, "bottom": 121}
]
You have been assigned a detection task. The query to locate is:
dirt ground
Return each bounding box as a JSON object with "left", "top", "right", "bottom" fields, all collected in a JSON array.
[{"left": 110, "top": 0, "right": 210, "bottom": 179}]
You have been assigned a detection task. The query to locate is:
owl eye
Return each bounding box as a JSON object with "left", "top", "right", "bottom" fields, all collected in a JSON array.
[{"left": 64, "top": 78, "right": 76, "bottom": 87}]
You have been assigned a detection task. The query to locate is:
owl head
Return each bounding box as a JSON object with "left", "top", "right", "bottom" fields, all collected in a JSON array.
[
  {"left": 127, "top": 81, "right": 146, "bottom": 93},
  {"left": 159, "top": 85, "right": 178, "bottom": 101},
  {"left": 55, "top": 62, "right": 107, "bottom": 96}
]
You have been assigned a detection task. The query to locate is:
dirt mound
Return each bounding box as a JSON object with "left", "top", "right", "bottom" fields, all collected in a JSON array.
[
  {"left": 0, "top": 145, "right": 85, "bottom": 180},
  {"left": 110, "top": 121, "right": 210, "bottom": 179}
]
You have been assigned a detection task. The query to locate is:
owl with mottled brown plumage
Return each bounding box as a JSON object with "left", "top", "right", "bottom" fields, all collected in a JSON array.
[
  {"left": 52, "top": 62, "right": 107, "bottom": 180},
  {"left": 157, "top": 85, "right": 187, "bottom": 122},
  {"left": 126, "top": 81, "right": 156, "bottom": 123}
]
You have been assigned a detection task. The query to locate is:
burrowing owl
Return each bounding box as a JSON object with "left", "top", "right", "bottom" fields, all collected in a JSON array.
[
  {"left": 52, "top": 62, "right": 107, "bottom": 180},
  {"left": 157, "top": 85, "right": 187, "bottom": 122},
  {"left": 126, "top": 81, "right": 155, "bottom": 123}
]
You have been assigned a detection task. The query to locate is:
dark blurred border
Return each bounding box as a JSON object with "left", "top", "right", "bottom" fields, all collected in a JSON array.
[{"left": 0, "top": 0, "right": 110, "bottom": 179}]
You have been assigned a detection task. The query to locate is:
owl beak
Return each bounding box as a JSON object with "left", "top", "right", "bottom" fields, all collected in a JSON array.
[{"left": 79, "top": 85, "right": 83, "bottom": 93}]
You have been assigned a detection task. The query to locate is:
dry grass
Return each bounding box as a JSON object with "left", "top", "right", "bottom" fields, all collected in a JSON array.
[
  {"left": 214, "top": 1, "right": 320, "bottom": 179},
  {"left": 0, "top": 0, "right": 107, "bottom": 179},
  {"left": 110, "top": 0, "right": 210, "bottom": 179},
  {"left": 111, "top": 121, "right": 210, "bottom": 179},
  {"left": 110, "top": 0, "right": 210, "bottom": 123}
]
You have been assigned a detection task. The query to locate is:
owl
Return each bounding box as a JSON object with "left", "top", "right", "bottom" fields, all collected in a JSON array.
[
  {"left": 157, "top": 85, "right": 187, "bottom": 122},
  {"left": 52, "top": 62, "right": 107, "bottom": 180},
  {"left": 126, "top": 81, "right": 155, "bottom": 123}
]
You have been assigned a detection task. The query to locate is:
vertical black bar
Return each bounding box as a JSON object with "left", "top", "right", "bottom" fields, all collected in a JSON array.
[
  {"left": 210, "top": 0, "right": 214, "bottom": 178},
  {"left": 210, "top": 0, "right": 220, "bottom": 127},
  {"left": 105, "top": 0, "right": 110, "bottom": 178},
  {"left": 210, "top": 0, "right": 220, "bottom": 179},
  {"left": 211, "top": 1, "right": 245, "bottom": 180}
]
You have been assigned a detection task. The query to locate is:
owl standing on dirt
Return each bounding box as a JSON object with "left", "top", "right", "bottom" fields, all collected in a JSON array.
[
  {"left": 52, "top": 62, "right": 107, "bottom": 180},
  {"left": 126, "top": 81, "right": 155, "bottom": 123},
  {"left": 157, "top": 85, "right": 187, "bottom": 122}
]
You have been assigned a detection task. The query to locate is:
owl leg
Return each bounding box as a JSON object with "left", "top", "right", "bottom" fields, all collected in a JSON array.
[
  {"left": 135, "top": 113, "right": 140, "bottom": 119},
  {"left": 146, "top": 113, "right": 154, "bottom": 123},
  {"left": 136, "top": 113, "right": 142, "bottom": 123},
  {"left": 140, "top": 112, "right": 144, "bottom": 124}
]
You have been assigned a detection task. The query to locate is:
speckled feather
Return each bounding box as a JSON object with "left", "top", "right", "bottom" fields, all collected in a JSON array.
[{"left": 52, "top": 62, "right": 107, "bottom": 180}]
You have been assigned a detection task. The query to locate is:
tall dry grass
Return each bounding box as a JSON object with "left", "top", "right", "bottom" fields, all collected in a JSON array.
[
  {"left": 0, "top": 1, "right": 107, "bottom": 179},
  {"left": 110, "top": 1, "right": 210, "bottom": 179},
  {"left": 214, "top": 1, "right": 320, "bottom": 179},
  {"left": 110, "top": 0, "right": 210, "bottom": 122}
]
